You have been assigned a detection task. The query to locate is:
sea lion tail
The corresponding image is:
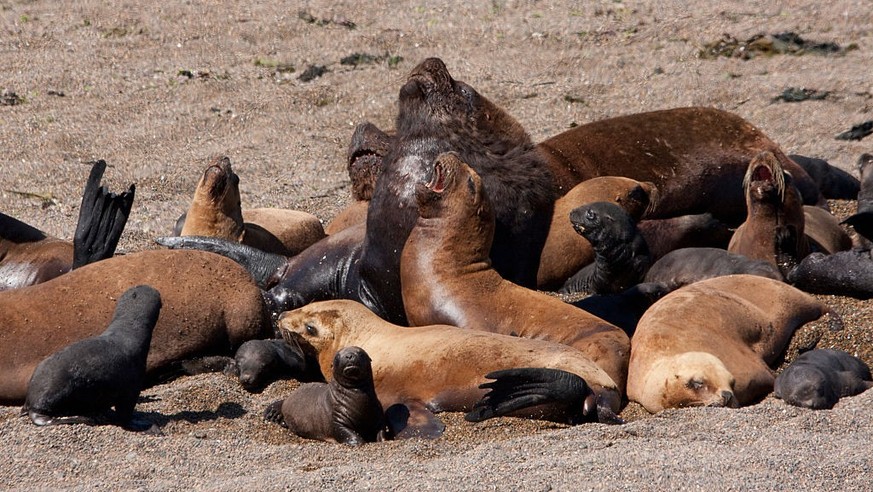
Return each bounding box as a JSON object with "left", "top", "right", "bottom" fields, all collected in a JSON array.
[
  {"left": 72, "top": 159, "right": 136, "bottom": 268},
  {"left": 153, "top": 236, "right": 288, "bottom": 288}
]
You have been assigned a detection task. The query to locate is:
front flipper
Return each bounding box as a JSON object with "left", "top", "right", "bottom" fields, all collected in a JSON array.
[
  {"left": 154, "top": 236, "right": 288, "bottom": 288},
  {"left": 72, "top": 159, "right": 136, "bottom": 268},
  {"left": 465, "top": 368, "right": 618, "bottom": 425}
]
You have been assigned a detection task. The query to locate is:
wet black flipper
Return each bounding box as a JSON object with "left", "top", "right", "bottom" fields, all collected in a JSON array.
[{"left": 72, "top": 159, "right": 136, "bottom": 268}]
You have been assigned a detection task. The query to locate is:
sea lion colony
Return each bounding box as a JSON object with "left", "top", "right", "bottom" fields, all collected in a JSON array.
[{"left": 1, "top": 57, "right": 871, "bottom": 444}]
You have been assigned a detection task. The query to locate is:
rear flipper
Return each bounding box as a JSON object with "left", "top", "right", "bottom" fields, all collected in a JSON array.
[
  {"left": 465, "top": 368, "right": 623, "bottom": 425},
  {"left": 154, "top": 236, "right": 288, "bottom": 289},
  {"left": 263, "top": 400, "right": 287, "bottom": 428},
  {"left": 72, "top": 159, "right": 136, "bottom": 268}
]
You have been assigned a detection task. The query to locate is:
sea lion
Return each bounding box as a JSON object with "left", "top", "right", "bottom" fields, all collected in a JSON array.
[
  {"left": 788, "top": 154, "right": 860, "bottom": 199},
  {"left": 264, "top": 346, "right": 387, "bottom": 445},
  {"left": 160, "top": 57, "right": 556, "bottom": 325},
  {"left": 227, "top": 338, "right": 315, "bottom": 392},
  {"left": 0, "top": 160, "right": 134, "bottom": 291},
  {"left": 559, "top": 201, "right": 652, "bottom": 295},
  {"left": 627, "top": 275, "right": 830, "bottom": 413},
  {"left": 644, "top": 247, "right": 783, "bottom": 291},
  {"left": 570, "top": 282, "right": 670, "bottom": 337},
  {"left": 400, "top": 152, "right": 630, "bottom": 391},
  {"left": 842, "top": 153, "right": 873, "bottom": 245},
  {"left": 22, "top": 285, "right": 161, "bottom": 428},
  {"left": 277, "top": 299, "right": 622, "bottom": 421},
  {"left": 787, "top": 250, "right": 873, "bottom": 299},
  {"left": 178, "top": 155, "right": 325, "bottom": 256},
  {"left": 803, "top": 205, "right": 852, "bottom": 254},
  {"left": 774, "top": 349, "right": 873, "bottom": 409},
  {"left": 537, "top": 177, "right": 655, "bottom": 289},
  {"left": 637, "top": 213, "right": 733, "bottom": 261},
  {"left": 728, "top": 151, "right": 809, "bottom": 274},
  {"left": 0, "top": 249, "right": 270, "bottom": 404},
  {"left": 538, "top": 106, "right": 824, "bottom": 223}
]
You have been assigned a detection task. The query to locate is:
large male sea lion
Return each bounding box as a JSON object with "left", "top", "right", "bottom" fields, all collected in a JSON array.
[
  {"left": 400, "top": 152, "right": 629, "bottom": 391},
  {"left": 264, "top": 346, "right": 388, "bottom": 445},
  {"left": 1, "top": 160, "right": 134, "bottom": 291},
  {"left": 0, "top": 249, "right": 270, "bottom": 404},
  {"left": 278, "top": 299, "right": 622, "bottom": 422},
  {"left": 23, "top": 285, "right": 161, "bottom": 428},
  {"left": 774, "top": 349, "right": 872, "bottom": 409}
]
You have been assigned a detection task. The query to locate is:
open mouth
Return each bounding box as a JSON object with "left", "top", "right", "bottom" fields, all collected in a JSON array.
[
  {"left": 427, "top": 160, "right": 449, "bottom": 193},
  {"left": 751, "top": 164, "right": 773, "bottom": 183}
]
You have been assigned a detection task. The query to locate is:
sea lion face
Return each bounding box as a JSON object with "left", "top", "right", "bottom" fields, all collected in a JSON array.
[
  {"left": 569, "top": 201, "right": 634, "bottom": 245},
  {"left": 347, "top": 122, "right": 393, "bottom": 201},
  {"left": 656, "top": 352, "right": 738, "bottom": 410},
  {"left": 775, "top": 366, "right": 837, "bottom": 409},
  {"left": 276, "top": 306, "right": 344, "bottom": 356},
  {"left": 199, "top": 155, "right": 241, "bottom": 207},
  {"left": 415, "top": 152, "right": 487, "bottom": 220},
  {"left": 743, "top": 151, "right": 786, "bottom": 205},
  {"left": 332, "top": 346, "right": 374, "bottom": 388}
]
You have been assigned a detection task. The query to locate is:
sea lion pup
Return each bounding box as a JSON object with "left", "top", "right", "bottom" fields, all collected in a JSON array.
[
  {"left": 226, "top": 338, "right": 314, "bottom": 393},
  {"left": 178, "top": 155, "right": 325, "bottom": 256},
  {"left": 559, "top": 201, "right": 652, "bottom": 295},
  {"left": 636, "top": 213, "right": 733, "bottom": 261},
  {"left": 788, "top": 154, "right": 860, "bottom": 200},
  {"left": 277, "top": 300, "right": 622, "bottom": 423},
  {"left": 538, "top": 106, "right": 824, "bottom": 224},
  {"left": 0, "top": 160, "right": 134, "bottom": 291},
  {"left": 842, "top": 153, "right": 873, "bottom": 245},
  {"left": 774, "top": 349, "right": 873, "bottom": 409},
  {"left": 264, "top": 346, "right": 388, "bottom": 445},
  {"left": 401, "top": 152, "right": 629, "bottom": 391},
  {"left": 787, "top": 250, "right": 873, "bottom": 299},
  {"left": 537, "top": 177, "right": 655, "bottom": 289},
  {"left": 570, "top": 282, "right": 671, "bottom": 337},
  {"left": 22, "top": 285, "right": 161, "bottom": 429},
  {"left": 627, "top": 275, "right": 830, "bottom": 413},
  {"left": 644, "top": 247, "right": 784, "bottom": 291},
  {"left": 728, "top": 151, "right": 809, "bottom": 275},
  {"left": 0, "top": 249, "right": 271, "bottom": 404}
]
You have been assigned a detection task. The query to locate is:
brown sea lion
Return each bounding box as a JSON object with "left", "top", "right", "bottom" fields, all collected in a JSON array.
[
  {"left": 774, "top": 349, "right": 873, "bottom": 410},
  {"left": 627, "top": 275, "right": 829, "bottom": 413},
  {"left": 1, "top": 160, "right": 134, "bottom": 291},
  {"left": 803, "top": 205, "right": 852, "bottom": 254},
  {"left": 538, "top": 106, "right": 824, "bottom": 223},
  {"left": 842, "top": 153, "right": 873, "bottom": 245},
  {"left": 22, "top": 285, "right": 161, "bottom": 429},
  {"left": 400, "top": 152, "right": 629, "bottom": 391},
  {"left": 0, "top": 249, "right": 270, "bottom": 404},
  {"left": 264, "top": 346, "right": 388, "bottom": 445},
  {"left": 178, "top": 155, "right": 325, "bottom": 256},
  {"left": 637, "top": 213, "right": 733, "bottom": 261},
  {"left": 728, "top": 151, "right": 809, "bottom": 274},
  {"left": 537, "top": 177, "right": 655, "bottom": 289},
  {"left": 277, "top": 299, "right": 622, "bottom": 420}
]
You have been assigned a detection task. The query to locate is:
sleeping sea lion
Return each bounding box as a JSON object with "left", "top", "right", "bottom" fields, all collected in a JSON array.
[
  {"left": 22, "top": 285, "right": 161, "bottom": 428},
  {"left": 227, "top": 338, "right": 312, "bottom": 393},
  {"left": 774, "top": 348, "right": 873, "bottom": 409},
  {"left": 787, "top": 250, "right": 873, "bottom": 299},
  {"left": 644, "top": 247, "right": 784, "bottom": 291},
  {"left": 627, "top": 275, "right": 829, "bottom": 413},
  {"left": 400, "top": 152, "right": 629, "bottom": 391}
]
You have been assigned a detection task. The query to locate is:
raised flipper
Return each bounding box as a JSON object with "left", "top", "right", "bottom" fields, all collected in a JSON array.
[
  {"left": 72, "top": 159, "right": 136, "bottom": 269},
  {"left": 465, "top": 367, "right": 623, "bottom": 425},
  {"left": 384, "top": 401, "right": 445, "bottom": 440},
  {"left": 154, "top": 235, "right": 288, "bottom": 288}
]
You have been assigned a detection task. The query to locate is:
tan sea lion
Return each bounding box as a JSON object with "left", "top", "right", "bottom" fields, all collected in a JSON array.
[
  {"left": 400, "top": 152, "right": 630, "bottom": 391},
  {"left": 179, "top": 155, "right": 325, "bottom": 256},
  {"left": 537, "top": 177, "right": 655, "bottom": 289},
  {"left": 0, "top": 249, "right": 270, "bottom": 404},
  {"left": 627, "top": 275, "right": 829, "bottom": 413},
  {"left": 803, "top": 205, "right": 852, "bottom": 254},
  {"left": 277, "top": 299, "right": 622, "bottom": 419}
]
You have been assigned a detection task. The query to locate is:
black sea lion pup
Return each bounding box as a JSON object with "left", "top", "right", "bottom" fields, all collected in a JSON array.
[
  {"left": 787, "top": 250, "right": 873, "bottom": 299},
  {"left": 22, "top": 285, "right": 161, "bottom": 429},
  {"left": 560, "top": 201, "right": 651, "bottom": 295},
  {"left": 571, "top": 282, "right": 670, "bottom": 336},
  {"left": 644, "top": 247, "right": 783, "bottom": 291},
  {"left": 788, "top": 154, "right": 860, "bottom": 200},
  {"left": 227, "top": 338, "right": 318, "bottom": 392},
  {"left": 775, "top": 349, "right": 873, "bottom": 409},
  {"left": 264, "top": 346, "right": 388, "bottom": 445},
  {"left": 842, "top": 153, "right": 873, "bottom": 245}
]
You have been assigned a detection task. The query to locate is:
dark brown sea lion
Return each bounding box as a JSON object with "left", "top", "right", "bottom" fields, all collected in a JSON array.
[
  {"left": 178, "top": 155, "right": 325, "bottom": 256},
  {"left": 787, "top": 250, "right": 873, "bottom": 299},
  {"left": 264, "top": 346, "right": 388, "bottom": 445},
  {"left": 774, "top": 349, "right": 873, "bottom": 410},
  {"left": 627, "top": 275, "right": 829, "bottom": 413},
  {"left": 277, "top": 300, "right": 622, "bottom": 421},
  {"left": 538, "top": 106, "right": 824, "bottom": 223},
  {"left": 400, "top": 152, "right": 629, "bottom": 392},
  {"left": 637, "top": 213, "right": 733, "bottom": 261},
  {"left": 644, "top": 247, "right": 783, "bottom": 291},
  {"left": 842, "top": 153, "right": 873, "bottom": 245},
  {"left": 22, "top": 285, "right": 161, "bottom": 428},
  {"left": 728, "top": 151, "right": 809, "bottom": 274},
  {"left": 559, "top": 201, "right": 652, "bottom": 295},
  {"left": 538, "top": 177, "right": 655, "bottom": 289},
  {"left": 788, "top": 154, "right": 860, "bottom": 200},
  {"left": 0, "top": 249, "right": 270, "bottom": 404},
  {"left": 160, "top": 57, "right": 556, "bottom": 325},
  {"left": 227, "top": 338, "right": 312, "bottom": 393},
  {"left": 0, "top": 160, "right": 134, "bottom": 291}
]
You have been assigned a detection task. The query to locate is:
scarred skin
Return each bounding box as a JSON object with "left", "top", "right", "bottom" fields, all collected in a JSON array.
[
  {"left": 627, "top": 275, "right": 829, "bottom": 413},
  {"left": 400, "top": 152, "right": 630, "bottom": 392}
]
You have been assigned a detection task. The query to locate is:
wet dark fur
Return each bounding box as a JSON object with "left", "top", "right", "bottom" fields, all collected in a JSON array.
[
  {"left": 787, "top": 250, "right": 873, "bottom": 299},
  {"left": 788, "top": 154, "right": 860, "bottom": 200},
  {"left": 775, "top": 349, "right": 873, "bottom": 409},
  {"left": 645, "top": 247, "right": 784, "bottom": 291}
]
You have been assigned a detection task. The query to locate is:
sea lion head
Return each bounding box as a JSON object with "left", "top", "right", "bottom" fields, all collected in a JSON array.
[
  {"left": 183, "top": 155, "right": 245, "bottom": 239},
  {"left": 569, "top": 201, "right": 637, "bottom": 246},
  {"left": 743, "top": 151, "right": 787, "bottom": 206},
  {"left": 332, "top": 346, "right": 375, "bottom": 389},
  {"left": 198, "top": 155, "right": 241, "bottom": 207},
  {"left": 774, "top": 364, "right": 838, "bottom": 409},
  {"left": 415, "top": 152, "right": 492, "bottom": 225},
  {"left": 650, "top": 352, "right": 738, "bottom": 411}
]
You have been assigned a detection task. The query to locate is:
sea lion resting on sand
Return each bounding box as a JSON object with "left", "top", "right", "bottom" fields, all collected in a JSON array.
[
  {"left": 644, "top": 247, "right": 784, "bottom": 291},
  {"left": 627, "top": 275, "right": 830, "bottom": 413},
  {"left": 0, "top": 249, "right": 270, "bottom": 404},
  {"left": 400, "top": 152, "right": 630, "bottom": 391},
  {"left": 774, "top": 349, "right": 873, "bottom": 410},
  {"left": 22, "top": 285, "right": 161, "bottom": 429},
  {"left": 1, "top": 160, "right": 134, "bottom": 291}
]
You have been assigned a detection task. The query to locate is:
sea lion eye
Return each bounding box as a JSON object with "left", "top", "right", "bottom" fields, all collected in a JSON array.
[
  {"left": 585, "top": 209, "right": 597, "bottom": 221},
  {"left": 686, "top": 379, "right": 704, "bottom": 391},
  {"left": 304, "top": 323, "right": 318, "bottom": 336}
]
